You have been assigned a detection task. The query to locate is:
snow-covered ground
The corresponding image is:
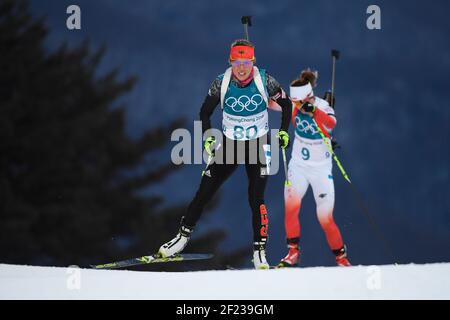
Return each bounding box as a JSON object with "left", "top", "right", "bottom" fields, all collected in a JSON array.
[{"left": 1, "top": 263, "right": 449, "bottom": 299}]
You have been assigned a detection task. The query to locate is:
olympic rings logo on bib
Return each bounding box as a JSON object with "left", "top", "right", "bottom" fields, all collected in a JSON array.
[
  {"left": 296, "top": 118, "right": 319, "bottom": 134},
  {"left": 225, "top": 94, "right": 264, "bottom": 112}
]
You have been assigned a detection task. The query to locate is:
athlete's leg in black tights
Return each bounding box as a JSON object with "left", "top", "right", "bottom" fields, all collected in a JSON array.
[
  {"left": 246, "top": 163, "right": 269, "bottom": 244},
  {"left": 184, "top": 163, "right": 237, "bottom": 227}
]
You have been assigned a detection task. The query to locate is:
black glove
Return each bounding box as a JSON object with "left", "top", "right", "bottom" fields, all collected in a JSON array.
[{"left": 301, "top": 102, "right": 316, "bottom": 113}]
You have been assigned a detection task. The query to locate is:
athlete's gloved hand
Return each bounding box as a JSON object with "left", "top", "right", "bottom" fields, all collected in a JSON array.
[
  {"left": 204, "top": 136, "right": 216, "bottom": 156},
  {"left": 276, "top": 130, "right": 290, "bottom": 149},
  {"left": 301, "top": 102, "right": 316, "bottom": 113}
]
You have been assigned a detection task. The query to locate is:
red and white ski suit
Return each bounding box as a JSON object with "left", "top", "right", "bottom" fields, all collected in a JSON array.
[{"left": 284, "top": 97, "right": 344, "bottom": 250}]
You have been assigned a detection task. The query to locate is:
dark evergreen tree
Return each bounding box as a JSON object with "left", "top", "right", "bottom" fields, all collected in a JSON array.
[{"left": 0, "top": 0, "right": 249, "bottom": 270}]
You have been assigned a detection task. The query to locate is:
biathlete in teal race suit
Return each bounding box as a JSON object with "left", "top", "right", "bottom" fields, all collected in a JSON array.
[{"left": 159, "top": 39, "right": 292, "bottom": 269}]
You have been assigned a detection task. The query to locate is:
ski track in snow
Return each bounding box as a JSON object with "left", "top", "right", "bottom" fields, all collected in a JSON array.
[{"left": 1, "top": 263, "right": 449, "bottom": 299}]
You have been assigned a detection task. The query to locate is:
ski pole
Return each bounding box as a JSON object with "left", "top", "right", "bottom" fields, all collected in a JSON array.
[
  {"left": 330, "top": 49, "right": 340, "bottom": 108},
  {"left": 281, "top": 147, "right": 291, "bottom": 187},
  {"left": 323, "top": 49, "right": 349, "bottom": 180},
  {"left": 313, "top": 120, "right": 351, "bottom": 183},
  {"left": 241, "top": 16, "right": 252, "bottom": 41}
]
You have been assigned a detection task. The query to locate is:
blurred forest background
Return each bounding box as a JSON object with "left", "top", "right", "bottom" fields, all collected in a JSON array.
[{"left": 0, "top": 0, "right": 249, "bottom": 270}]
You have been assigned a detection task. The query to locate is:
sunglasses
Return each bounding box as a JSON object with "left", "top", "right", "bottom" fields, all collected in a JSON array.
[{"left": 230, "top": 60, "right": 253, "bottom": 67}]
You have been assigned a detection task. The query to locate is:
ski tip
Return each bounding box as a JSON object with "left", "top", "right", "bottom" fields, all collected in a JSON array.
[
  {"left": 90, "top": 263, "right": 118, "bottom": 270},
  {"left": 90, "top": 265, "right": 103, "bottom": 270},
  {"left": 90, "top": 264, "right": 108, "bottom": 270}
]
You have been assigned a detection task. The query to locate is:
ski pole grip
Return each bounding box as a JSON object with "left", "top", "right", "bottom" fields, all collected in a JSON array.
[{"left": 332, "top": 49, "right": 340, "bottom": 60}]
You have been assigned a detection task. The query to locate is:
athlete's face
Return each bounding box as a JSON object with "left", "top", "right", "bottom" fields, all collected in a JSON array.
[{"left": 230, "top": 59, "right": 254, "bottom": 81}]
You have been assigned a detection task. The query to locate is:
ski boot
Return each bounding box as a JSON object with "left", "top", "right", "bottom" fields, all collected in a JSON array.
[
  {"left": 158, "top": 217, "right": 194, "bottom": 258},
  {"left": 276, "top": 243, "right": 300, "bottom": 268},
  {"left": 253, "top": 242, "right": 269, "bottom": 270},
  {"left": 333, "top": 245, "right": 351, "bottom": 267}
]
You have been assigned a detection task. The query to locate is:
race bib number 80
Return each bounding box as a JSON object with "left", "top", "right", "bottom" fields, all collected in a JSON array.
[
  {"left": 222, "top": 110, "right": 269, "bottom": 141},
  {"left": 233, "top": 125, "right": 258, "bottom": 140}
]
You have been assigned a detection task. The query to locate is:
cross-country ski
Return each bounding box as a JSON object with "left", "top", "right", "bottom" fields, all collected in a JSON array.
[{"left": 91, "top": 253, "right": 213, "bottom": 270}]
